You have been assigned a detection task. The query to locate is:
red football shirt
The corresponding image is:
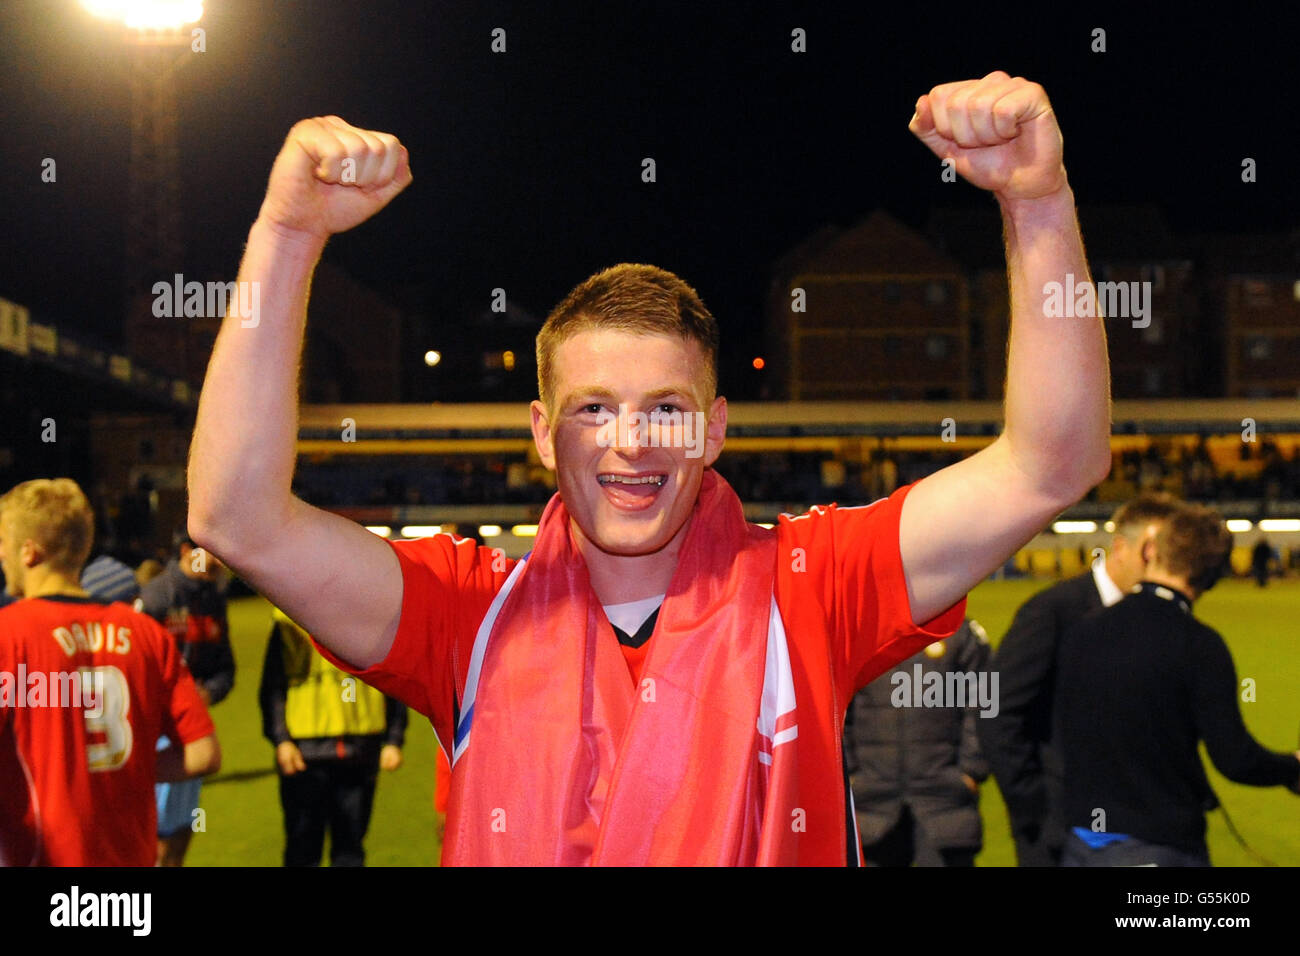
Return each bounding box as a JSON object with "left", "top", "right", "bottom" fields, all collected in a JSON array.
[
  {"left": 315, "top": 478, "right": 967, "bottom": 863},
  {"left": 0, "top": 595, "right": 214, "bottom": 866}
]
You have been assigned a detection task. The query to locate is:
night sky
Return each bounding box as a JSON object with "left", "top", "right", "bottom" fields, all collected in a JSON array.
[{"left": 2, "top": 1, "right": 1297, "bottom": 398}]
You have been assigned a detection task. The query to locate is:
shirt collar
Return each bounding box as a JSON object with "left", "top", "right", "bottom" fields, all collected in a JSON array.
[
  {"left": 1092, "top": 559, "right": 1126, "bottom": 607},
  {"left": 1136, "top": 580, "right": 1193, "bottom": 614}
]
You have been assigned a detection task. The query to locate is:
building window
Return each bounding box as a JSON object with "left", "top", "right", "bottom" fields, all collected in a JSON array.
[
  {"left": 1246, "top": 335, "right": 1273, "bottom": 361},
  {"left": 1244, "top": 279, "right": 1272, "bottom": 309},
  {"left": 1140, "top": 264, "right": 1166, "bottom": 293},
  {"left": 925, "top": 335, "right": 951, "bottom": 360},
  {"left": 883, "top": 283, "right": 902, "bottom": 305},
  {"left": 1141, "top": 316, "right": 1163, "bottom": 345},
  {"left": 925, "top": 281, "right": 949, "bottom": 306}
]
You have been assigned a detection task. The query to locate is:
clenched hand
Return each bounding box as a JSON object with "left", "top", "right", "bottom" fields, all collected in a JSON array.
[
  {"left": 909, "top": 71, "right": 1066, "bottom": 202},
  {"left": 257, "top": 116, "right": 413, "bottom": 241}
]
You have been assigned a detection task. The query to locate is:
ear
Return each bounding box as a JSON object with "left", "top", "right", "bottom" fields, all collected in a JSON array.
[
  {"left": 1140, "top": 528, "right": 1158, "bottom": 566},
  {"left": 20, "top": 538, "right": 43, "bottom": 569},
  {"left": 702, "top": 396, "right": 728, "bottom": 467},
  {"left": 530, "top": 400, "right": 557, "bottom": 471}
]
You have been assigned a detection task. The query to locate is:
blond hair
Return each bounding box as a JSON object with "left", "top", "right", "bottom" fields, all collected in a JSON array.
[{"left": 0, "top": 478, "right": 95, "bottom": 575}]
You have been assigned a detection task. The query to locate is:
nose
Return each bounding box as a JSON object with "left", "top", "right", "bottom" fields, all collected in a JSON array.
[{"left": 610, "top": 404, "right": 650, "bottom": 460}]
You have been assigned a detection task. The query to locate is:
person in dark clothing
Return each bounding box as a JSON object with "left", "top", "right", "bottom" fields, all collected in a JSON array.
[
  {"left": 136, "top": 530, "right": 236, "bottom": 706},
  {"left": 1251, "top": 538, "right": 1274, "bottom": 588},
  {"left": 259, "top": 606, "right": 408, "bottom": 867},
  {"left": 979, "top": 493, "right": 1180, "bottom": 866},
  {"left": 845, "top": 619, "right": 992, "bottom": 866},
  {"left": 1055, "top": 503, "right": 1300, "bottom": 866},
  {"left": 136, "top": 527, "right": 235, "bottom": 866},
  {"left": 80, "top": 553, "right": 141, "bottom": 604}
]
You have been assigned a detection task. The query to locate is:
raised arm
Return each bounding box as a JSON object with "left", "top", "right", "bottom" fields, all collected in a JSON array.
[
  {"left": 187, "top": 117, "right": 414, "bottom": 668},
  {"left": 899, "top": 73, "right": 1112, "bottom": 623}
]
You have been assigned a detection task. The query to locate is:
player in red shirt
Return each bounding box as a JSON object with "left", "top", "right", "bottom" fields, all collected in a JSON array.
[
  {"left": 189, "top": 73, "right": 1113, "bottom": 864},
  {"left": 0, "top": 478, "right": 220, "bottom": 866}
]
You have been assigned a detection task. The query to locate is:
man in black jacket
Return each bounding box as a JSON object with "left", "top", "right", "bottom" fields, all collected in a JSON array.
[
  {"left": 978, "top": 493, "right": 1179, "bottom": 866},
  {"left": 1055, "top": 503, "right": 1300, "bottom": 866},
  {"left": 845, "top": 619, "right": 992, "bottom": 866}
]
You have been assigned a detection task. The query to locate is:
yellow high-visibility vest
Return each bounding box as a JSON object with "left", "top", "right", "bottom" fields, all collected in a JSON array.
[{"left": 273, "top": 607, "right": 388, "bottom": 739}]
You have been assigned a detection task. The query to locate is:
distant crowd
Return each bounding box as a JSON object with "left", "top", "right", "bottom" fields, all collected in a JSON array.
[{"left": 273, "top": 436, "right": 1300, "bottom": 511}]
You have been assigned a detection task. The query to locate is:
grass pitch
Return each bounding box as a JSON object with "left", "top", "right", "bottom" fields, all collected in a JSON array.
[{"left": 186, "top": 577, "right": 1300, "bottom": 866}]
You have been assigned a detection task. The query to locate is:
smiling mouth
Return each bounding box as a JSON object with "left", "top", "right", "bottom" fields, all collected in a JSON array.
[
  {"left": 597, "top": 474, "right": 666, "bottom": 486},
  {"left": 597, "top": 472, "right": 668, "bottom": 512}
]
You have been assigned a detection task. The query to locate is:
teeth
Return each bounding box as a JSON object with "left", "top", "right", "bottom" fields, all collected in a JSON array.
[{"left": 598, "top": 474, "right": 664, "bottom": 486}]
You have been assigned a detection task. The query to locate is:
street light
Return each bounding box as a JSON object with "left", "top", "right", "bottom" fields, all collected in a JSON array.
[
  {"left": 82, "top": 1, "right": 203, "bottom": 31},
  {"left": 83, "top": 0, "right": 205, "bottom": 384}
]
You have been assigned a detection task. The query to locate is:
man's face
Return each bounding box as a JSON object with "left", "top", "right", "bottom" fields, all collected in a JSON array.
[
  {"left": 531, "top": 329, "right": 727, "bottom": 559},
  {"left": 1106, "top": 522, "right": 1160, "bottom": 591}
]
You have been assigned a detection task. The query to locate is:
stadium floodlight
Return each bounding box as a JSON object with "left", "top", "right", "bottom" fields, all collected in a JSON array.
[
  {"left": 424, "top": 350, "right": 442, "bottom": 367},
  {"left": 1225, "top": 519, "right": 1253, "bottom": 533},
  {"left": 399, "top": 525, "right": 442, "bottom": 538},
  {"left": 478, "top": 525, "right": 503, "bottom": 537},
  {"left": 511, "top": 524, "right": 539, "bottom": 537},
  {"left": 82, "top": 0, "right": 204, "bottom": 30},
  {"left": 1258, "top": 519, "right": 1300, "bottom": 533},
  {"left": 1052, "top": 520, "right": 1097, "bottom": 534},
  {"left": 364, "top": 525, "right": 393, "bottom": 538}
]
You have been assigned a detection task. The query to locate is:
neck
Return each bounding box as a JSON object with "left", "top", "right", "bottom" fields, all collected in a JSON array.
[
  {"left": 1098, "top": 558, "right": 1118, "bottom": 587},
  {"left": 573, "top": 518, "right": 687, "bottom": 606},
  {"left": 23, "top": 570, "right": 89, "bottom": 600},
  {"left": 1140, "top": 569, "right": 1195, "bottom": 602}
]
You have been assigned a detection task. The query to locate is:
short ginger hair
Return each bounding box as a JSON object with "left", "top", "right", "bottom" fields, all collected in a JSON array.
[
  {"left": 0, "top": 478, "right": 95, "bottom": 575},
  {"left": 535, "top": 263, "right": 720, "bottom": 413}
]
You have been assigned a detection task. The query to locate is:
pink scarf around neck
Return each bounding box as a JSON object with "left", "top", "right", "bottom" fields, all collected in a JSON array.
[{"left": 442, "top": 470, "right": 799, "bottom": 865}]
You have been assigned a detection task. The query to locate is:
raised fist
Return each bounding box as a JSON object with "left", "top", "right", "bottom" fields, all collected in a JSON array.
[
  {"left": 257, "top": 116, "right": 413, "bottom": 240},
  {"left": 909, "top": 72, "right": 1066, "bottom": 202}
]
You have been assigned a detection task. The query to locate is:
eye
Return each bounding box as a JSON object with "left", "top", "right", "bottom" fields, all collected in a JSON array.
[
  {"left": 581, "top": 403, "right": 604, "bottom": 415},
  {"left": 653, "top": 403, "right": 680, "bottom": 415}
]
